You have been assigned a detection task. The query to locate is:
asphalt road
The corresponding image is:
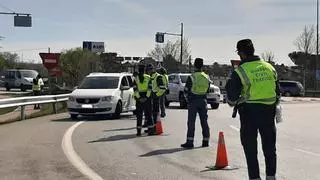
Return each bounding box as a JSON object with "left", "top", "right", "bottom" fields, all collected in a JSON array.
[{"left": 0, "top": 102, "right": 319, "bottom": 180}]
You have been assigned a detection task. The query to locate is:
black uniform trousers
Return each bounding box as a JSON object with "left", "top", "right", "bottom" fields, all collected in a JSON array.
[
  {"left": 239, "top": 103, "right": 277, "bottom": 179},
  {"left": 33, "top": 90, "right": 41, "bottom": 109},
  {"left": 152, "top": 95, "right": 160, "bottom": 126},
  {"left": 186, "top": 98, "right": 210, "bottom": 141},
  {"left": 136, "top": 98, "right": 153, "bottom": 132}
]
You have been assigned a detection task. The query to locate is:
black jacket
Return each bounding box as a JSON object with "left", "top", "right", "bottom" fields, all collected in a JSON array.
[{"left": 225, "top": 56, "right": 280, "bottom": 106}]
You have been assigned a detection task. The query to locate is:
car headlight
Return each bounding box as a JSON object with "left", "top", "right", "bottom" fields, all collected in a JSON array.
[
  {"left": 214, "top": 87, "right": 221, "bottom": 94},
  {"left": 101, "top": 96, "right": 114, "bottom": 102}
]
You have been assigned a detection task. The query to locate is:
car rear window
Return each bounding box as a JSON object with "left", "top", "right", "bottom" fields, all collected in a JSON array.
[
  {"left": 280, "top": 82, "right": 297, "bottom": 87},
  {"left": 78, "top": 76, "right": 119, "bottom": 89},
  {"left": 180, "top": 75, "right": 189, "bottom": 83}
]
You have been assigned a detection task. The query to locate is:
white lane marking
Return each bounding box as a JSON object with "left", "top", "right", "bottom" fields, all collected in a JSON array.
[
  {"left": 229, "top": 125, "right": 240, "bottom": 132},
  {"left": 294, "top": 148, "right": 320, "bottom": 157},
  {"left": 62, "top": 121, "right": 104, "bottom": 180}
]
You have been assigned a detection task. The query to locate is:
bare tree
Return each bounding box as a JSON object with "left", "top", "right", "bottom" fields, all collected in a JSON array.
[
  {"left": 261, "top": 50, "right": 275, "bottom": 64},
  {"left": 148, "top": 38, "right": 191, "bottom": 64},
  {"left": 293, "top": 25, "right": 317, "bottom": 91},
  {"left": 294, "top": 25, "right": 316, "bottom": 55}
]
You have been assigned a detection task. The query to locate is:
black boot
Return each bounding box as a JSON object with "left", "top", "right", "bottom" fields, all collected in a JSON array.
[
  {"left": 136, "top": 129, "right": 141, "bottom": 136},
  {"left": 202, "top": 140, "right": 209, "bottom": 147},
  {"left": 181, "top": 140, "right": 194, "bottom": 149},
  {"left": 148, "top": 128, "right": 156, "bottom": 136}
]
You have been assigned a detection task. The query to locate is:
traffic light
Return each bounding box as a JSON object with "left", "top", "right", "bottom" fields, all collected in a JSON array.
[{"left": 155, "top": 32, "right": 164, "bottom": 43}]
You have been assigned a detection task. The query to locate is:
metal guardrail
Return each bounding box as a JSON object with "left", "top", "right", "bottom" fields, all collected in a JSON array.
[{"left": 0, "top": 94, "right": 70, "bottom": 120}]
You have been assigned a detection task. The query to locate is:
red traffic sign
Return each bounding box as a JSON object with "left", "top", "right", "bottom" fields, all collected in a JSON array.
[
  {"left": 49, "top": 66, "right": 63, "bottom": 76},
  {"left": 230, "top": 60, "right": 241, "bottom": 69},
  {"left": 39, "top": 53, "right": 60, "bottom": 70}
]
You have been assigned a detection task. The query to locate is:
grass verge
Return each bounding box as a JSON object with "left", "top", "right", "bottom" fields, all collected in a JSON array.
[
  {"left": 0, "top": 106, "right": 18, "bottom": 115},
  {"left": 26, "top": 102, "right": 67, "bottom": 119}
]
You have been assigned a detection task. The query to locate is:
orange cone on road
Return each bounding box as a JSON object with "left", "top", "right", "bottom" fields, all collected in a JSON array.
[
  {"left": 205, "top": 131, "right": 238, "bottom": 170},
  {"left": 155, "top": 113, "right": 163, "bottom": 135},
  {"left": 214, "top": 131, "right": 229, "bottom": 168}
]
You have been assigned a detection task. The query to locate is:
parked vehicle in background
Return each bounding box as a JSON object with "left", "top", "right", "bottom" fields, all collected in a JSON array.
[
  {"left": 2, "top": 69, "right": 38, "bottom": 91},
  {"left": 67, "top": 72, "right": 136, "bottom": 119},
  {"left": 165, "top": 73, "right": 221, "bottom": 109},
  {"left": 279, "top": 80, "right": 304, "bottom": 97}
]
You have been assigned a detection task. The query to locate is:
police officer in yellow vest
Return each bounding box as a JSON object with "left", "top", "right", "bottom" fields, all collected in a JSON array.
[
  {"left": 226, "top": 39, "right": 280, "bottom": 180},
  {"left": 32, "top": 77, "right": 41, "bottom": 109},
  {"left": 133, "top": 64, "right": 154, "bottom": 136},
  {"left": 146, "top": 64, "right": 166, "bottom": 134},
  {"left": 181, "top": 58, "right": 210, "bottom": 149},
  {"left": 158, "top": 67, "right": 169, "bottom": 118}
]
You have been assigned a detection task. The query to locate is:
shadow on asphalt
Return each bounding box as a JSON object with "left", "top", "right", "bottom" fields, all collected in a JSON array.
[
  {"left": 139, "top": 147, "right": 203, "bottom": 157},
  {"left": 88, "top": 134, "right": 141, "bottom": 143},
  {"left": 166, "top": 106, "right": 185, "bottom": 110},
  {"left": 166, "top": 106, "right": 218, "bottom": 111},
  {"left": 52, "top": 114, "right": 135, "bottom": 122},
  {"left": 103, "top": 127, "right": 136, "bottom": 132}
]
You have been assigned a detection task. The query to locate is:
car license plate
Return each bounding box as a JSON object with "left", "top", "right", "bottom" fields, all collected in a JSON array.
[{"left": 81, "top": 104, "right": 93, "bottom": 108}]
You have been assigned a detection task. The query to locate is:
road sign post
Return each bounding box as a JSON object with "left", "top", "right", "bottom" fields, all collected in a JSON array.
[
  {"left": 39, "top": 53, "right": 62, "bottom": 94},
  {"left": 230, "top": 60, "right": 241, "bottom": 69}
]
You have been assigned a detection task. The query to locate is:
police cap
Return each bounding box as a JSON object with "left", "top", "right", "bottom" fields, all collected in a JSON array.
[
  {"left": 194, "top": 58, "right": 204, "bottom": 69},
  {"left": 236, "top": 39, "right": 255, "bottom": 55}
]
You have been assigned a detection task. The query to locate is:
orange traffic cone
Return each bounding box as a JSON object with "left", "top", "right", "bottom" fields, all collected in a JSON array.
[
  {"left": 155, "top": 113, "right": 163, "bottom": 135},
  {"left": 214, "top": 131, "right": 229, "bottom": 168},
  {"left": 205, "top": 132, "right": 238, "bottom": 170}
]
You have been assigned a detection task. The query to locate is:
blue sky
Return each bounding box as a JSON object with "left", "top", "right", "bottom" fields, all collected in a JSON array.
[{"left": 0, "top": 0, "right": 316, "bottom": 65}]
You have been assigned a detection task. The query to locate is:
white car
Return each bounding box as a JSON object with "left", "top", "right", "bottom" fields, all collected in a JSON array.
[
  {"left": 67, "top": 73, "right": 136, "bottom": 119},
  {"left": 165, "top": 73, "right": 221, "bottom": 109}
]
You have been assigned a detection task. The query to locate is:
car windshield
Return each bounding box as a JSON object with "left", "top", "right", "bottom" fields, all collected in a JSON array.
[
  {"left": 78, "top": 76, "right": 119, "bottom": 89},
  {"left": 180, "top": 75, "right": 189, "bottom": 83},
  {"left": 20, "top": 70, "right": 38, "bottom": 78}
]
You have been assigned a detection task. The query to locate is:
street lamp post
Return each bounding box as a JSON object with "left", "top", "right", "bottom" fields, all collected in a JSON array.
[{"left": 155, "top": 23, "right": 184, "bottom": 71}]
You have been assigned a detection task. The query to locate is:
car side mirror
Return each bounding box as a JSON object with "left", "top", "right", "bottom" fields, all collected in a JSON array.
[
  {"left": 17, "top": 75, "right": 22, "bottom": 79},
  {"left": 120, "top": 85, "right": 130, "bottom": 91},
  {"left": 73, "top": 86, "right": 78, "bottom": 90}
]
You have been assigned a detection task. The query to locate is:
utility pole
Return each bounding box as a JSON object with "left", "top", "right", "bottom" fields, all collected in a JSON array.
[
  {"left": 316, "top": 0, "right": 319, "bottom": 95},
  {"left": 180, "top": 23, "right": 183, "bottom": 66},
  {"left": 155, "top": 22, "right": 184, "bottom": 71}
]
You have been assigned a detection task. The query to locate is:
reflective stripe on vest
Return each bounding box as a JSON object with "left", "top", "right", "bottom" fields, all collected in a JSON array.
[
  {"left": 134, "top": 74, "right": 151, "bottom": 98},
  {"left": 235, "top": 60, "right": 277, "bottom": 105},
  {"left": 191, "top": 72, "right": 209, "bottom": 95},
  {"left": 151, "top": 73, "right": 166, "bottom": 97},
  {"left": 32, "top": 80, "right": 41, "bottom": 91},
  {"left": 163, "top": 74, "right": 169, "bottom": 87}
]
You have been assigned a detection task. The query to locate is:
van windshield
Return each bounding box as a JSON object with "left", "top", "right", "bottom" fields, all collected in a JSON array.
[
  {"left": 78, "top": 76, "right": 119, "bottom": 89},
  {"left": 20, "top": 70, "right": 38, "bottom": 78}
]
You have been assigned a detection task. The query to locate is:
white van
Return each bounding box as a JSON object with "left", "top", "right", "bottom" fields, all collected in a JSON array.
[{"left": 3, "top": 69, "right": 38, "bottom": 91}]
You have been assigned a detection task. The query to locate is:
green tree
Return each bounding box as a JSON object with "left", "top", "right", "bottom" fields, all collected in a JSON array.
[
  {"left": 60, "top": 48, "right": 100, "bottom": 87},
  {"left": 0, "top": 52, "right": 19, "bottom": 68},
  {"left": 0, "top": 55, "right": 5, "bottom": 70}
]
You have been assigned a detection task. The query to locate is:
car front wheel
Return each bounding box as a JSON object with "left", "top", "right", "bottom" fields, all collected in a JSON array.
[
  {"left": 113, "top": 101, "right": 122, "bottom": 119},
  {"left": 210, "top": 103, "right": 219, "bottom": 109},
  {"left": 70, "top": 114, "right": 78, "bottom": 120}
]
